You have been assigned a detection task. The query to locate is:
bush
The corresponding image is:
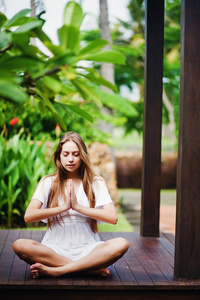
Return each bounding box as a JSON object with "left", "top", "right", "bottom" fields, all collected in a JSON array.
[{"left": 0, "top": 130, "right": 54, "bottom": 228}]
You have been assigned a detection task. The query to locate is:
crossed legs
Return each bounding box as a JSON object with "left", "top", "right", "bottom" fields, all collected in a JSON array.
[{"left": 12, "top": 237, "right": 129, "bottom": 278}]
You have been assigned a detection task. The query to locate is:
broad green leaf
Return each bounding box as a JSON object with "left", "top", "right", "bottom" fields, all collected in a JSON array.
[
  {"left": 83, "top": 50, "right": 126, "bottom": 65},
  {"left": 4, "top": 9, "right": 32, "bottom": 28},
  {"left": 0, "top": 80, "right": 28, "bottom": 104},
  {"left": 43, "top": 42, "right": 64, "bottom": 55},
  {"left": 48, "top": 51, "right": 76, "bottom": 67},
  {"left": 31, "top": 27, "right": 52, "bottom": 44},
  {"left": 0, "top": 32, "right": 12, "bottom": 50},
  {"left": 35, "top": 88, "right": 55, "bottom": 111},
  {"left": 80, "top": 71, "right": 118, "bottom": 93},
  {"left": 53, "top": 102, "right": 66, "bottom": 118},
  {"left": 97, "top": 89, "right": 138, "bottom": 117},
  {"left": 35, "top": 88, "right": 67, "bottom": 131},
  {"left": 58, "top": 25, "right": 80, "bottom": 51},
  {"left": 60, "top": 84, "right": 75, "bottom": 95},
  {"left": 30, "top": 143, "right": 39, "bottom": 161},
  {"left": 1, "top": 180, "right": 8, "bottom": 193},
  {"left": 0, "top": 68, "right": 23, "bottom": 84},
  {"left": 42, "top": 76, "right": 62, "bottom": 93},
  {"left": 10, "top": 166, "right": 20, "bottom": 187},
  {"left": 63, "top": 1, "right": 84, "bottom": 29},
  {"left": 0, "top": 12, "right": 7, "bottom": 29},
  {"left": 12, "top": 33, "right": 30, "bottom": 48},
  {"left": 3, "top": 160, "right": 19, "bottom": 177},
  {"left": 0, "top": 56, "right": 44, "bottom": 72},
  {"left": 67, "top": 105, "right": 93, "bottom": 123},
  {"left": 36, "top": 98, "right": 49, "bottom": 115},
  {"left": 11, "top": 188, "right": 23, "bottom": 205},
  {"left": 79, "top": 39, "right": 109, "bottom": 56},
  {"left": 72, "top": 79, "right": 102, "bottom": 106},
  {"left": 52, "top": 111, "right": 67, "bottom": 131},
  {"left": 14, "top": 20, "right": 43, "bottom": 34},
  {"left": 4, "top": 16, "right": 36, "bottom": 28}
]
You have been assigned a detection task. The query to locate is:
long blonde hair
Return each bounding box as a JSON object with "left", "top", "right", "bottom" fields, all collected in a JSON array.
[{"left": 47, "top": 132, "right": 98, "bottom": 233}]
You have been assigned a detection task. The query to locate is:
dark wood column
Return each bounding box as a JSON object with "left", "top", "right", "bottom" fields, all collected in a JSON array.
[
  {"left": 140, "top": 0, "right": 164, "bottom": 237},
  {"left": 174, "top": 0, "right": 200, "bottom": 279}
]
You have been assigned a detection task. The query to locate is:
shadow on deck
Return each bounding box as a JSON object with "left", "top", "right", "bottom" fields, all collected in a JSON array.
[{"left": 0, "top": 230, "right": 200, "bottom": 300}]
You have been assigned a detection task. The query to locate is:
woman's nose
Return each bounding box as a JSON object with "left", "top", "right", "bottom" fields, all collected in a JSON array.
[{"left": 68, "top": 154, "right": 73, "bottom": 161}]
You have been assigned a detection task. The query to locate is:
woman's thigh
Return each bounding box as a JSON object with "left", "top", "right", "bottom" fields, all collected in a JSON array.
[{"left": 12, "top": 238, "right": 72, "bottom": 266}]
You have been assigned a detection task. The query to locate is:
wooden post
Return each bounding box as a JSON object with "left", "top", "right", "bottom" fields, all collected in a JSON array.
[
  {"left": 174, "top": 0, "right": 200, "bottom": 279},
  {"left": 140, "top": 0, "right": 164, "bottom": 237}
]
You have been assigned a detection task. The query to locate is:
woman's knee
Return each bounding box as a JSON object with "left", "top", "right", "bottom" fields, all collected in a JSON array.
[
  {"left": 118, "top": 237, "right": 129, "bottom": 254},
  {"left": 12, "top": 239, "right": 32, "bottom": 256}
]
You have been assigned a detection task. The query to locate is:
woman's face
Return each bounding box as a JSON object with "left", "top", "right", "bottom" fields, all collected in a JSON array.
[{"left": 60, "top": 140, "right": 82, "bottom": 174}]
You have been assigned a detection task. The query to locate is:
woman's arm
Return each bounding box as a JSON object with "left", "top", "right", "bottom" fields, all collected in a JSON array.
[
  {"left": 24, "top": 199, "right": 70, "bottom": 223},
  {"left": 74, "top": 203, "right": 118, "bottom": 225}
]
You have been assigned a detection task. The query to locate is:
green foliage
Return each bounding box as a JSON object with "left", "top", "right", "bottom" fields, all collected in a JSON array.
[
  {"left": 0, "top": 131, "right": 54, "bottom": 228},
  {"left": 0, "top": 1, "right": 132, "bottom": 139},
  {"left": 164, "top": 0, "right": 181, "bottom": 145},
  {"left": 110, "top": 0, "right": 180, "bottom": 141}
]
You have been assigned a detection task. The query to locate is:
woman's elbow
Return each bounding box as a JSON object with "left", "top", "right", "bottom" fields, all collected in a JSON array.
[
  {"left": 112, "top": 215, "right": 118, "bottom": 225},
  {"left": 24, "top": 212, "right": 32, "bottom": 223}
]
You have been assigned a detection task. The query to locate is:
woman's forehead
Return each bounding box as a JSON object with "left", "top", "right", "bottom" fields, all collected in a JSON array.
[{"left": 62, "top": 140, "right": 79, "bottom": 152}]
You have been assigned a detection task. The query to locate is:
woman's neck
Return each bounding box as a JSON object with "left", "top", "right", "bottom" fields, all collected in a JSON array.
[{"left": 66, "top": 172, "right": 81, "bottom": 181}]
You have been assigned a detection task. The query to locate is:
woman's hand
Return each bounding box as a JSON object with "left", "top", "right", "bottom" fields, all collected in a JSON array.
[
  {"left": 63, "top": 180, "right": 72, "bottom": 211},
  {"left": 70, "top": 179, "right": 79, "bottom": 211}
]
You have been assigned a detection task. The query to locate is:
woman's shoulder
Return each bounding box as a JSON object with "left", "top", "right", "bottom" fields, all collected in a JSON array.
[
  {"left": 38, "top": 174, "right": 57, "bottom": 186},
  {"left": 92, "top": 176, "right": 106, "bottom": 188}
]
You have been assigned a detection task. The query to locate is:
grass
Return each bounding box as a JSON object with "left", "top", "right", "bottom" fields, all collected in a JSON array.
[
  {"left": 98, "top": 208, "right": 133, "bottom": 232},
  {"left": 112, "top": 127, "right": 176, "bottom": 152}
]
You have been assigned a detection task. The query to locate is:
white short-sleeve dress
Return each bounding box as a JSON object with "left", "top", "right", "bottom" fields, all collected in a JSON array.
[{"left": 31, "top": 176, "right": 114, "bottom": 261}]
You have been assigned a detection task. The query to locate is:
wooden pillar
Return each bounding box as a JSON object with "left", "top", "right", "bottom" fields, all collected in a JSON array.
[
  {"left": 174, "top": 0, "right": 200, "bottom": 279},
  {"left": 140, "top": 0, "right": 164, "bottom": 237}
]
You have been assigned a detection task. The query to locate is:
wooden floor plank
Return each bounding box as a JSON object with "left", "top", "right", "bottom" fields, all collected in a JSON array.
[
  {"left": 140, "top": 237, "right": 174, "bottom": 283},
  {"left": 1, "top": 229, "right": 200, "bottom": 295},
  {"left": 124, "top": 232, "right": 169, "bottom": 285},
  {"left": 9, "top": 230, "right": 32, "bottom": 285},
  {"left": 122, "top": 233, "right": 154, "bottom": 285},
  {"left": 0, "top": 230, "right": 20, "bottom": 284},
  {"left": 162, "top": 233, "right": 175, "bottom": 245},
  {"left": 110, "top": 232, "right": 138, "bottom": 285},
  {"left": 159, "top": 235, "right": 175, "bottom": 257},
  {"left": 0, "top": 230, "right": 8, "bottom": 256},
  {"left": 114, "top": 255, "right": 137, "bottom": 285},
  {"left": 151, "top": 237, "right": 174, "bottom": 268}
]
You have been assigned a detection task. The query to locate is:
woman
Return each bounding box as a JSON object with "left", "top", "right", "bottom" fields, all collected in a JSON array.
[{"left": 13, "top": 132, "right": 129, "bottom": 278}]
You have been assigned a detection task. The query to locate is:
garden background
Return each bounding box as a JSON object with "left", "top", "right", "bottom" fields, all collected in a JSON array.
[{"left": 0, "top": 0, "right": 180, "bottom": 233}]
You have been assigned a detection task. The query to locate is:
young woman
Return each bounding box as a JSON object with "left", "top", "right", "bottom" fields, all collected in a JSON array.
[{"left": 12, "top": 132, "right": 129, "bottom": 278}]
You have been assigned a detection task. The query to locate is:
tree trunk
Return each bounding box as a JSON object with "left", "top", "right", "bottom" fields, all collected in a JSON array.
[
  {"left": 99, "top": 0, "right": 114, "bottom": 136},
  {"left": 30, "top": 0, "right": 36, "bottom": 46}
]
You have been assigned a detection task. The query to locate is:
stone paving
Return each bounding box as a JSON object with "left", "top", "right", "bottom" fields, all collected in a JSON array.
[{"left": 118, "top": 189, "right": 176, "bottom": 234}]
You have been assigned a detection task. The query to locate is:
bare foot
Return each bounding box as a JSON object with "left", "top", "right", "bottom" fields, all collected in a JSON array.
[
  {"left": 30, "top": 263, "right": 61, "bottom": 278},
  {"left": 86, "top": 268, "right": 111, "bottom": 277},
  {"left": 30, "top": 263, "right": 111, "bottom": 278}
]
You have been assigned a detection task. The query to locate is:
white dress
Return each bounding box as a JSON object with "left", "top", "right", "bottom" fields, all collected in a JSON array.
[{"left": 31, "top": 176, "right": 114, "bottom": 261}]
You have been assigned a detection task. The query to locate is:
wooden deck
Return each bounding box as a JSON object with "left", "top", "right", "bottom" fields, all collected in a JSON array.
[{"left": 1, "top": 230, "right": 200, "bottom": 300}]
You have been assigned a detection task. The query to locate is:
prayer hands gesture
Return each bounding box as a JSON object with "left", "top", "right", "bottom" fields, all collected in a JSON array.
[{"left": 64, "top": 179, "right": 79, "bottom": 211}]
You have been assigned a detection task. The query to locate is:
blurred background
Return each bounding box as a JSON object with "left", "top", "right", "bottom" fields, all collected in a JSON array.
[{"left": 0, "top": 0, "right": 180, "bottom": 233}]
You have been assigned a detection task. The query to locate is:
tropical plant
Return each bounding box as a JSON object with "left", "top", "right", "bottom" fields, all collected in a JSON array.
[
  {"left": 0, "top": 130, "right": 54, "bottom": 228},
  {"left": 0, "top": 1, "right": 137, "bottom": 137}
]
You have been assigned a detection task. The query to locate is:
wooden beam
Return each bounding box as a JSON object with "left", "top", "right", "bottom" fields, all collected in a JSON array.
[
  {"left": 140, "top": 0, "right": 164, "bottom": 237},
  {"left": 174, "top": 0, "right": 200, "bottom": 279}
]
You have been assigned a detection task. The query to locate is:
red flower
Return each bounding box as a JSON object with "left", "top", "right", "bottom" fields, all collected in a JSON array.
[{"left": 10, "top": 118, "right": 18, "bottom": 126}]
